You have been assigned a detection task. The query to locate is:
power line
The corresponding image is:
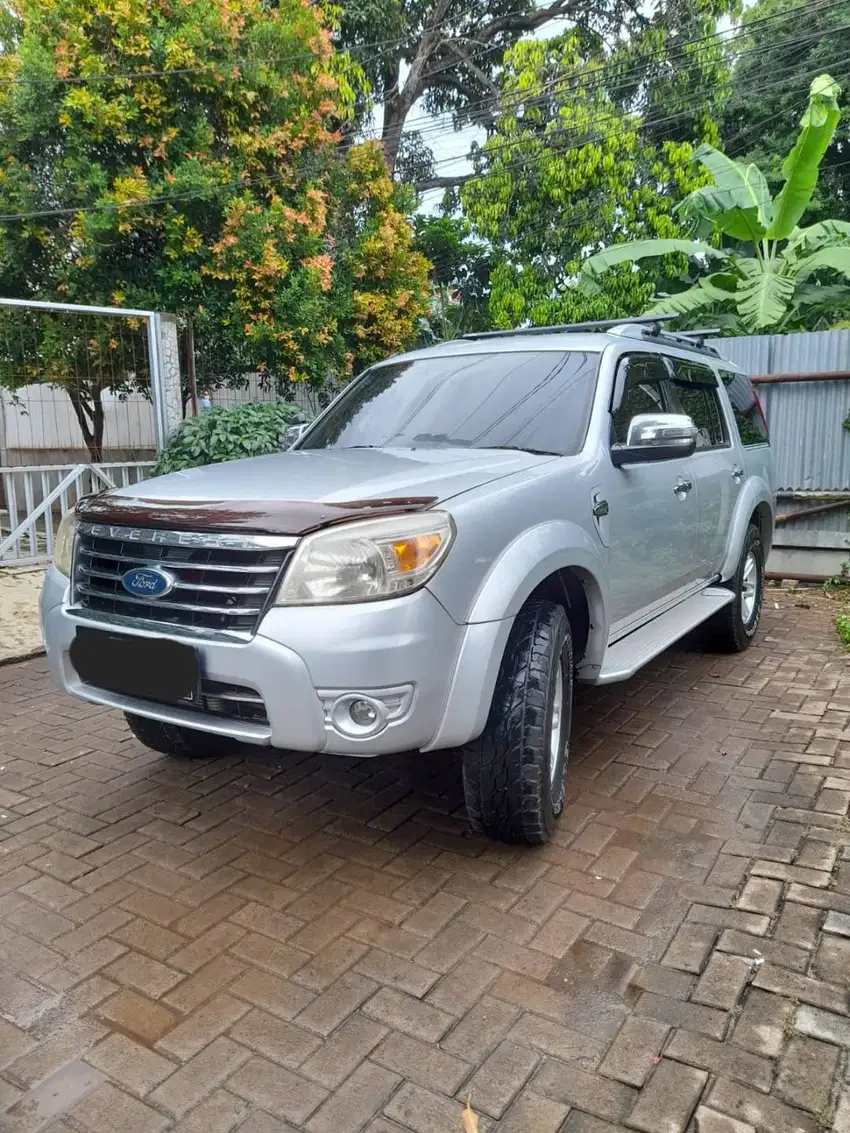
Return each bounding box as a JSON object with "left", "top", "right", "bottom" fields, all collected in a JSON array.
[
  {"left": 419, "top": 37, "right": 850, "bottom": 177},
  {"left": 0, "top": 0, "right": 840, "bottom": 116},
  {"left": 415, "top": 7, "right": 848, "bottom": 148},
  {"left": 0, "top": 43, "right": 842, "bottom": 225},
  {"left": 417, "top": 86, "right": 844, "bottom": 279},
  {"left": 395, "top": 0, "right": 847, "bottom": 140}
]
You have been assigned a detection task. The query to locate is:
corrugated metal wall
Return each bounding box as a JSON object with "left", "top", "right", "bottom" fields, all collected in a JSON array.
[{"left": 713, "top": 329, "right": 850, "bottom": 571}]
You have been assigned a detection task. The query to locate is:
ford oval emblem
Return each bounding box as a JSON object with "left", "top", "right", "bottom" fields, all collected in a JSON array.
[{"left": 121, "top": 567, "right": 176, "bottom": 599}]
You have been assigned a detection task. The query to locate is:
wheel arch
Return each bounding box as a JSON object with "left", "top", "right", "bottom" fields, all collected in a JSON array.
[
  {"left": 719, "top": 478, "right": 774, "bottom": 580},
  {"left": 423, "top": 523, "right": 609, "bottom": 752}
]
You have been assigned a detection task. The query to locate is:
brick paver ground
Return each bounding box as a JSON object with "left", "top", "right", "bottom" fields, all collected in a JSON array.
[{"left": 1, "top": 602, "right": 849, "bottom": 1133}]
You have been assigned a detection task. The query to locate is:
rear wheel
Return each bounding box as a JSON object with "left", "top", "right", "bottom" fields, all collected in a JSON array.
[
  {"left": 706, "top": 525, "right": 765, "bottom": 652},
  {"left": 461, "top": 599, "right": 573, "bottom": 845},
  {"left": 125, "top": 713, "right": 239, "bottom": 758}
]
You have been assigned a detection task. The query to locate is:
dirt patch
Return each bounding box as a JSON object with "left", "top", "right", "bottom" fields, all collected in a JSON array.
[{"left": 0, "top": 567, "right": 46, "bottom": 661}]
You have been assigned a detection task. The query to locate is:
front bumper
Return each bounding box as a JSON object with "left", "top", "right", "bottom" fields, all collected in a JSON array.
[{"left": 40, "top": 566, "right": 508, "bottom": 756}]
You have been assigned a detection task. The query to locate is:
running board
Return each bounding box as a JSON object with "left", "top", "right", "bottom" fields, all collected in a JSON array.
[{"left": 597, "top": 587, "right": 735, "bottom": 684}]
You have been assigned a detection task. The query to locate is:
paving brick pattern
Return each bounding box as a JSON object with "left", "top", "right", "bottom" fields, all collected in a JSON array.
[{"left": 2, "top": 603, "right": 850, "bottom": 1133}]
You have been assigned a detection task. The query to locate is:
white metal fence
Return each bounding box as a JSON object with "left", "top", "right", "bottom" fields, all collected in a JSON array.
[
  {"left": 0, "top": 296, "right": 182, "bottom": 567},
  {"left": 0, "top": 462, "right": 154, "bottom": 566}
]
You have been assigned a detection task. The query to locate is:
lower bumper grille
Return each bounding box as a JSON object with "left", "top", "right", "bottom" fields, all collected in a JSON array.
[
  {"left": 199, "top": 680, "right": 268, "bottom": 725},
  {"left": 81, "top": 675, "right": 269, "bottom": 727}
]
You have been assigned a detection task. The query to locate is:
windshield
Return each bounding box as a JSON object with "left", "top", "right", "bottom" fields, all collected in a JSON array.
[{"left": 299, "top": 350, "right": 601, "bottom": 457}]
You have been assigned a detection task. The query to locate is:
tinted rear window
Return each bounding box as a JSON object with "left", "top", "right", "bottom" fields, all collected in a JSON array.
[
  {"left": 720, "top": 370, "right": 769, "bottom": 446},
  {"left": 300, "top": 350, "right": 601, "bottom": 457}
]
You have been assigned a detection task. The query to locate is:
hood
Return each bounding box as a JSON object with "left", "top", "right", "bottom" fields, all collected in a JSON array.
[{"left": 76, "top": 447, "right": 553, "bottom": 536}]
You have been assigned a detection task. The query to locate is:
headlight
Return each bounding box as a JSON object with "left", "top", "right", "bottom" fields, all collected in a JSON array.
[
  {"left": 275, "top": 511, "right": 455, "bottom": 606},
  {"left": 53, "top": 511, "right": 77, "bottom": 577}
]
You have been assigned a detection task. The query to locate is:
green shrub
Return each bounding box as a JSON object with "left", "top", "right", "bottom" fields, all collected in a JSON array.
[
  {"left": 153, "top": 401, "right": 307, "bottom": 475},
  {"left": 836, "top": 612, "right": 850, "bottom": 647}
]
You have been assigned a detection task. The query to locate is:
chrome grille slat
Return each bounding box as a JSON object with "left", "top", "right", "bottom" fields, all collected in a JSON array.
[
  {"left": 207, "top": 690, "right": 264, "bottom": 705},
  {"left": 75, "top": 583, "right": 263, "bottom": 616},
  {"left": 82, "top": 567, "right": 268, "bottom": 596},
  {"left": 78, "top": 548, "right": 281, "bottom": 574},
  {"left": 72, "top": 525, "right": 292, "bottom": 635},
  {"left": 172, "top": 581, "right": 267, "bottom": 595}
]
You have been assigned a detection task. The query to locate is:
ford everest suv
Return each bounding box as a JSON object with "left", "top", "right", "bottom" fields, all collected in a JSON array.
[{"left": 41, "top": 317, "right": 774, "bottom": 844}]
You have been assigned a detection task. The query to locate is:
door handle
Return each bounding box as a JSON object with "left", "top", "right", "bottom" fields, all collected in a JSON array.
[
  {"left": 674, "top": 480, "right": 693, "bottom": 495},
  {"left": 732, "top": 466, "right": 744, "bottom": 482}
]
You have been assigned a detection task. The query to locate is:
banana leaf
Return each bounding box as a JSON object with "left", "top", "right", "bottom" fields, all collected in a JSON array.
[
  {"left": 785, "top": 219, "right": 850, "bottom": 257},
  {"left": 735, "top": 263, "right": 795, "bottom": 330},
  {"left": 644, "top": 273, "right": 738, "bottom": 316},
  {"left": 578, "top": 239, "right": 725, "bottom": 295},
  {"left": 679, "top": 146, "right": 771, "bottom": 243},
  {"left": 794, "top": 245, "right": 850, "bottom": 284},
  {"left": 766, "top": 74, "right": 841, "bottom": 241}
]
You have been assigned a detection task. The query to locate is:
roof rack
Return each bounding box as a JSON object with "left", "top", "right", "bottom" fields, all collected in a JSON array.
[
  {"left": 460, "top": 314, "right": 723, "bottom": 358},
  {"left": 628, "top": 325, "right": 720, "bottom": 357},
  {"left": 675, "top": 328, "right": 722, "bottom": 347},
  {"left": 462, "top": 314, "right": 678, "bottom": 340}
]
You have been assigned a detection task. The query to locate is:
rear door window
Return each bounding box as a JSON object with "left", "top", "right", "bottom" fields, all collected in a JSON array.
[{"left": 720, "top": 370, "right": 770, "bottom": 446}]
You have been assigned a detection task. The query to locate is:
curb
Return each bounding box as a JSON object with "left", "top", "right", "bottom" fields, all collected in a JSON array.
[{"left": 0, "top": 647, "right": 46, "bottom": 668}]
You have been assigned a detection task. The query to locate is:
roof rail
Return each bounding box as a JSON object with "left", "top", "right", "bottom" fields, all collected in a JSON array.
[
  {"left": 459, "top": 314, "right": 722, "bottom": 359},
  {"left": 461, "top": 314, "right": 678, "bottom": 340}
]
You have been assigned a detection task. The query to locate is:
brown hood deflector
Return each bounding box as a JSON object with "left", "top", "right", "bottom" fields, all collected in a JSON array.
[{"left": 75, "top": 493, "right": 438, "bottom": 536}]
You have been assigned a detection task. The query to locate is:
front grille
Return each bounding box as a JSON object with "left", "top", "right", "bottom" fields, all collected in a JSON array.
[{"left": 72, "top": 522, "right": 295, "bottom": 636}]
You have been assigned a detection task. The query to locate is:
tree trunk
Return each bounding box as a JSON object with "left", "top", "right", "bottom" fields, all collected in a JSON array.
[
  {"left": 66, "top": 382, "right": 105, "bottom": 464},
  {"left": 382, "top": 97, "right": 406, "bottom": 176},
  {"left": 381, "top": 0, "right": 451, "bottom": 176}
]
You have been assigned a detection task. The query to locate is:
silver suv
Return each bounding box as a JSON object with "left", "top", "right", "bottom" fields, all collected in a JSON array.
[{"left": 41, "top": 317, "right": 774, "bottom": 844}]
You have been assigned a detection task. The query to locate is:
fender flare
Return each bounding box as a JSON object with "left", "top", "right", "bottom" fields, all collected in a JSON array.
[
  {"left": 467, "top": 520, "right": 608, "bottom": 652},
  {"left": 424, "top": 523, "right": 609, "bottom": 752},
  {"left": 719, "top": 477, "right": 774, "bottom": 580}
]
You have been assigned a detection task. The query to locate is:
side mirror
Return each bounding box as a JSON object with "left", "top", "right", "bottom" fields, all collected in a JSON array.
[{"left": 611, "top": 413, "right": 698, "bottom": 467}]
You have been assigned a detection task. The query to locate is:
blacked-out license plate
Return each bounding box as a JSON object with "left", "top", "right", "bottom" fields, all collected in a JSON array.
[{"left": 70, "top": 628, "right": 200, "bottom": 703}]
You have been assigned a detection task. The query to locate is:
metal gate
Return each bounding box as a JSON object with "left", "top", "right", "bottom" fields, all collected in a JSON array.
[{"left": 0, "top": 297, "right": 181, "bottom": 565}]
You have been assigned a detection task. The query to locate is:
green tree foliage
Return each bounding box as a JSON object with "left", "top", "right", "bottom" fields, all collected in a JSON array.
[
  {"left": 579, "top": 75, "right": 850, "bottom": 332},
  {"left": 0, "top": 0, "right": 431, "bottom": 455},
  {"left": 460, "top": 28, "right": 722, "bottom": 329},
  {"left": 413, "top": 216, "right": 492, "bottom": 337},
  {"left": 337, "top": 0, "right": 733, "bottom": 188},
  {"left": 720, "top": 0, "right": 850, "bottom": 224},
  {"left": 153, "top": 401, "right": 305, "bottom": 475}
]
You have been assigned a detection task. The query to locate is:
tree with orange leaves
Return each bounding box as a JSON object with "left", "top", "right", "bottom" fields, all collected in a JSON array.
[{"left": 0, "top": 0, "right": 431, "bottom": 450}]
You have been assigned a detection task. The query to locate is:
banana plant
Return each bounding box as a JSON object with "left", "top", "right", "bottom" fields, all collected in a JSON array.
[{"left": 577, "top": 74, "right": 850, "bottom": 332}]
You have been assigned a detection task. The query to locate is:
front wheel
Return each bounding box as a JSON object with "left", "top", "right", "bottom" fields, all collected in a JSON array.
[
  {"left": 706, "top": 525, "right": 766, "bottom": 652},
  {"left": 125, "top": 713, "right": 239, "bottom": 758},
  {"left": 461, "top": 599, "right": 573, "bottom": 845}
]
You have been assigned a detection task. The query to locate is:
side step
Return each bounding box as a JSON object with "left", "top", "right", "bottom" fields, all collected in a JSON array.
[{"left": 597, "top": 587, "right": 735, "bottom": 684}]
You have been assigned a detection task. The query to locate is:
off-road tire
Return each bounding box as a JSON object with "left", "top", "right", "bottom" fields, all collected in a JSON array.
[
  {"left": 706, "top": 524, "right": 766, "bottom": 652},
  {"left": 125, "top": 713, "right": 238, "bottom": 758},
  {"left": 461, "top": 599, "right": 573, "bottom": 845}
]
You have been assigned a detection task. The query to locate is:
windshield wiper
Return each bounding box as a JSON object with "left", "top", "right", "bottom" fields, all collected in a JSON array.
[{"left": 484, "top": 445, "right": 561, "bottom": 456}]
